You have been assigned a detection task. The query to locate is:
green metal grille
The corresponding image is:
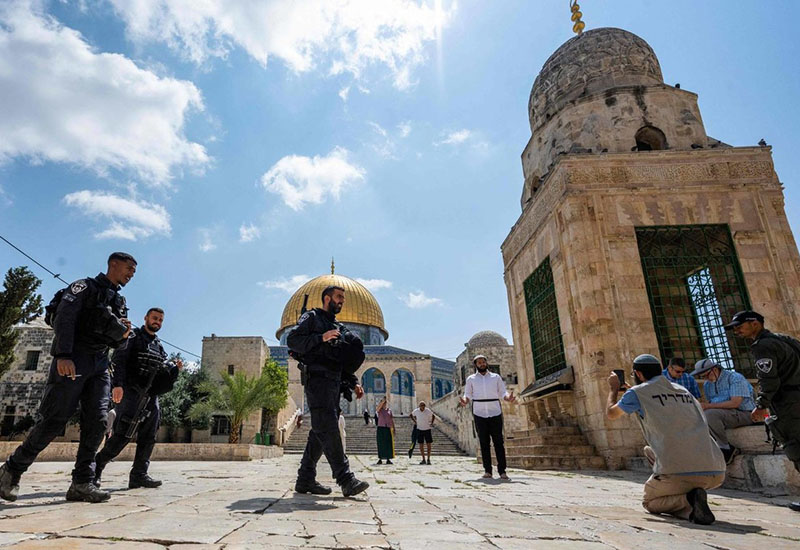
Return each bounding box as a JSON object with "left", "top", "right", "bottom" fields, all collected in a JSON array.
[
  {"left": 523, "top": 256, "right": 567, "bottom": 379},
  {"left": 635, "top": 225, "right": 755, "bottom": 378}
]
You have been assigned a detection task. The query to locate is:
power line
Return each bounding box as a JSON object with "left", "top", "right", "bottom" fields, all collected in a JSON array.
[{"left": 1, "top": 234, "right": 201, "bottom": 359}]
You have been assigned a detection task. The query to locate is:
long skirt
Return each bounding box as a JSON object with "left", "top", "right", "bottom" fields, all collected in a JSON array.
[{"left": 376, "top": 426, "right": 395, "bottom": 459}]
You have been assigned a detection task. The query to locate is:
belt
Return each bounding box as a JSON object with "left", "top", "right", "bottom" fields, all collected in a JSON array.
[
  {"left": 472, "top": 398, "right": 500, "bottom": 402},
  {"left": 307, "top": 369, "right": 340, "bottom": 381}
]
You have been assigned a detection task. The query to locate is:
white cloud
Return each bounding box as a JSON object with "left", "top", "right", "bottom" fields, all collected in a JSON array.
[
  {"left": 107, "top": 0, "right": 454, "bottom": 90},
  {"left": 0, "top": 1, "right": 209, "bottom": 184},
  {"left": 401, "top": 290, "right": 442, "bottom": 308},
  {"left": 436, "top": 129, "right": 472, "bottom": 146},
  {"left": 198, "top": 228, "right": 217, "bottom": 252},
  {"left": 397, "top": 121, "right": 412, "bottom": 138},
  {"left": 63, "top": 190, "right": 171, "bottom": 241},
  {"left": 338, "top": 86, "right": 350, "bottom": 101},
  {"left": 258, "top": 274, "right": 312, "bottom": 293},
  {"left": 355, "top": 278, "right": 393, "bottom": 291},
  {"left": 261, "top": 147, "right": 365, "bottom": 211},
  {"left": 239, "top": 223, "right": 261, "bottom": 242}
]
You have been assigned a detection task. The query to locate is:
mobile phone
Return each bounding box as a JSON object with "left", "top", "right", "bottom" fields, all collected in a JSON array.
[{"left": 613, "top": 369, "right": 625, "bottom": 386}]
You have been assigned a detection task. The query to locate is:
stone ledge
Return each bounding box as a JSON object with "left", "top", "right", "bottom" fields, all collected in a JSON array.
[
  {"left": 726, "top": 424, "right": 773, "bottom": 453},
  {"left": 0, "top": 442, "right": 283, "bottom": 462}
]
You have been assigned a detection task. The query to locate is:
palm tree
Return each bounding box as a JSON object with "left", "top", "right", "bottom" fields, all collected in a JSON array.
[{"left": 190, "top": 362, "right": 286, "bottom": 444}]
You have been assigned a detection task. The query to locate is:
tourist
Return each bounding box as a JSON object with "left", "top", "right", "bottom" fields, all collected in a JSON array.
[
  {"left": 663, "top": 357, "right": 700, "bottom": 399},
  {"left": 94, "top": 307, "right": 183, "bottom": 489},
  {"left": 363, "top": 409, "right": 370, "bottom": 426},
  {"left": 411, "top": 401, "right": 435, "bottom": 464},
  {"left": 288, "top": 285, "right": 369, "bottom": 497},
  {"left": 375, "top": 397, "right": 395, "bottom": 464},
  {"left": 459, "top": 355, "right": 515, "bottom": 480},
  {"left": 725, "top": 310, "right": 800, "bottom": 512},
  {"left": 690, "top": 358, "right": 755, "bottom": 464},
  {"left": 606, "top": 354, "right": 725, "bottom": 525},
  {"left": 0, "top": 253, "right": 135, "bottom": 504}
]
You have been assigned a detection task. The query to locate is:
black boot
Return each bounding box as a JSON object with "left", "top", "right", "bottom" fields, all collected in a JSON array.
[
  {"left": 0, "top": 463, "right": 21, "bottom": 502},
  {"left": 686, "top": 488, "right": 715, "bottom": 525},
  {"left": 294, "top": 479, "right": 333, "bottom": 495},
  {"left": 341, "top": 477, "right": 369, "bottom": 497},
  {"left": 789, "top": 502, "right": 800, "bottom": 512},
  {"left": 129, "top": 474, "right": 162, "bottom": 489},
  {"left": 93, "top": 462, "right": 106, "bottom": 488},
  {"left": 66, "top": 481, "right": 110, "bottom": 503}
]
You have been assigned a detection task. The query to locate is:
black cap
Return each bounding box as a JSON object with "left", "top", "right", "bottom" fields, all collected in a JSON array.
[{"left": 723, "top": 310, "right": 764, "bottom": 330}]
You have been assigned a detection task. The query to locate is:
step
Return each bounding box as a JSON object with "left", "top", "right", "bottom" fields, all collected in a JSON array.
[
  {"left": 505, "top": 455, "right": 607, "bottom": 470},
  {"left": 505, "top": 434, "right": 588, "bottom": 447},
  {"left": 508, "top": 426, "right": 580, "bottom": 438},
  {"left": 504, "top": 444, "right": 598, "bottom": 457}
]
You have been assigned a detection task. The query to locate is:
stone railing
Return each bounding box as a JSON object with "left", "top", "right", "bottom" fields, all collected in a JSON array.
[
  {"left": 522, "top": 390, "right": 577, "bottom": 428},
  {"left": 277, "top": 405, "right": 302, "bottom": 447}
]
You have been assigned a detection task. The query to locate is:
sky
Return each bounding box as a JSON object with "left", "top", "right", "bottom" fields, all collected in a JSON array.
[{"left": 1, "top": 1, "right": 799, "bottom": 362}]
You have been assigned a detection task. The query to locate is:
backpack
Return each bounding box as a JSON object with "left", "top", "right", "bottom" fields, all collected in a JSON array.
[{"left": 44, "top": 278, "right": 96, "bottom": 327}]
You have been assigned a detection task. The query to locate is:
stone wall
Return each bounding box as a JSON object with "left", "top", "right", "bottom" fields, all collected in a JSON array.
[
  {"left": 0, "top": 320, "right": 53, "bottom": 428},
  {"left": 503, "top": 147, "right": 800, "bottom": 468}
]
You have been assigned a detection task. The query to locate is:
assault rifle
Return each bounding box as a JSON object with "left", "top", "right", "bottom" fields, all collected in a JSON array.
[{"left": 124, "top": 350, "right": 169, "bottom": 439}]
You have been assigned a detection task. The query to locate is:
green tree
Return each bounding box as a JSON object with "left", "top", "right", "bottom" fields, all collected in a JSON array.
[
  {"left": 159, "top": 354, "right": 209, "bottom": 441},
  {"left": 0, "top": 267, "right": 43, "bottom": 378},
  {"left": 259, "top": 358, "right": 289, "bottom": 440},
  {"left": 189, "top": 360, "right": 288, "bottom": 444}
]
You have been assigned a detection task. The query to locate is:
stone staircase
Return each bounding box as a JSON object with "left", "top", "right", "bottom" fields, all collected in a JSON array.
[
  {"left": 283, "top": 415, "right": 466, "bottom": 456},
  {"left": 502, "top": 425, "right": 606, "bottom": 470}
]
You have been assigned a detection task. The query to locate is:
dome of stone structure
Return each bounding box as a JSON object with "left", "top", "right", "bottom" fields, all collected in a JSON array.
[
  {"left": 277, "top": 273, "right": 388, "bottom": 340},
  {"left": 528, "top": 27, "right": 663, "bottom": 132},
  {"left": 467, "top": 330, "right": 509, "bottom": 347}
]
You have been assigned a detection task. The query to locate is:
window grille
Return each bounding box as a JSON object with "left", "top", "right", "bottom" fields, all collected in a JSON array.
[
  {"left": 24, "top": 351, "right": 40, "bottom": 370},
  {"left": 211, "top": 415, "right": 231, "bottom": 435},
  {"left": 523, "top": 256, "right": 567, "bottom": 379},
  {"left": 636, "top": 225, "right": 754, "bottom": 377}
]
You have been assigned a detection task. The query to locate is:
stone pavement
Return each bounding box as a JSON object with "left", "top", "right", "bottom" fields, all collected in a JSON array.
[{"left": 0, "top": 455, "right": 798, "bottom": 549}]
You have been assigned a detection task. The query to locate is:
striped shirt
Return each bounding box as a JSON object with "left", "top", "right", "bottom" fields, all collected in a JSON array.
[
  {"left": 662, "top": 368, "right": 701, "bottom": 399},
  {"left": 702, "top": 369, "right": 756, "bottom": 411}
]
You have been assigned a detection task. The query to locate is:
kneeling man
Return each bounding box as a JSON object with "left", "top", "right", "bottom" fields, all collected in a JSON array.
[{"left": 606, "top": 354, "right": 725, "bottom": 525}]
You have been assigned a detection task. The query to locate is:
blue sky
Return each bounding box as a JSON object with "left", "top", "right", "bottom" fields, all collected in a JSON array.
[{"left": 1, "top": 1, "right": 799, "bottom": 361}]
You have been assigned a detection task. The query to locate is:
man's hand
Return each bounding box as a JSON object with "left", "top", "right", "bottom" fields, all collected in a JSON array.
[
  {"left": 57, "top": 358, "right": 77, "bottom": 380},
  {"left": 504, "top": 390, "right": 517, "bottom": 403},
  {"left": 112, "top": 387, "right": 124, "bottom": 403},
  {"left": 751, "top": 407, "right": 769, "bottom": 423},
  {"left": 120, "top": 318, "right": 133, "bottom": 340},
  {"left": 459, "top": 396, "right": 469, "bottom": 407},
  {"left": 607, "top": 372, "right": 621, "bottom": 392},
  {"left": 354, "top": 384, "right": 364, "bottom": 399},
  {"left": 701, "top": 402, "right": 711, "bottom": 410},
  {"left": 322, "top": 329, "right": 341, "bottom": 342}
]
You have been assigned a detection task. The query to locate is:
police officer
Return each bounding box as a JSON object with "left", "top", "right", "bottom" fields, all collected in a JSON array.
[
  {"left": 0, "top": 252, "right": 136, "bottom": 503},
  {"left": 93, "top": 307, "right": 182, "bottom": 489},
  {"left": 725, "top": 310, "right": 800, "bottom": 511},
  {"left": 288, "top": 285, "right": 369, "bottom": 498}
]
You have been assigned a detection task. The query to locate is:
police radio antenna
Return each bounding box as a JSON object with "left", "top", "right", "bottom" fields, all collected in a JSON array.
[
  {"left": 300, "top": 294, "right": 310, "bottom": 316},
  {"left": 0, "top": 233, "right": 201, "bottom": 359}
]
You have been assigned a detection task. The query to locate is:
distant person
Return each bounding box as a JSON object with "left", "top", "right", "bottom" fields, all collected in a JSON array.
[
  {"left": 663, "top": 357, "right": 700, "bottom": 399},
  {"left": 459, "top": 355, "right": 515, "bottom": 480},
  {"left": 411, "top": 401, "right": 435, "bottom": 465},
  {"left": 375, "top": 398, "right": 395, "bottom": 465},
  {"left": 607, "top": 354, "right": 725, "bottom": 525},
  {"left": 407, "top": 413, "right": 418, "bottom": 459},
  {"left": 690, "top": 358, "right": 755, "bottom": 463},
  {"left": 363, "top": 409, "right": 370, "bottom": 426}
]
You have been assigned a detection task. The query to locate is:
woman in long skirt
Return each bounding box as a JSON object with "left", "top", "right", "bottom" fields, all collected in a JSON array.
[{"left": 375, "top": 397, "right": 395, "bottom": 464}]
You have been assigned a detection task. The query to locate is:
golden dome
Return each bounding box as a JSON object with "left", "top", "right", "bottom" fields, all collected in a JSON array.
[{"left": 277, "top": 273, "right": 388, "bottom": 340}]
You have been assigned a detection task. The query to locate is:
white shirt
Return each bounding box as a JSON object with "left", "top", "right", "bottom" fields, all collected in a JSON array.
[
  {"left": 412, "top": 407, "right": 434, "bottom": 430},
  {"left": 463, "top": 371, "right": 507, "bottom": 418}
]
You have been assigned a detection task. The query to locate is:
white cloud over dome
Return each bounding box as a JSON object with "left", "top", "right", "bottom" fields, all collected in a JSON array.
[{"left": 0, "top": 1, "right": 209, "bottom": 184}]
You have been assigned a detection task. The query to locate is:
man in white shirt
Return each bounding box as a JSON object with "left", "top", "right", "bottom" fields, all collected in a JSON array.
[
  {"left": 459, "top": 355, "right": 516, "bottom": 479},
  {"left": 411, "top": 402, "right": 435, "bottom": 465}
]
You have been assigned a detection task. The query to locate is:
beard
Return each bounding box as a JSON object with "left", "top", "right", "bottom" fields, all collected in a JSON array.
[
  {"left": 328, "top": 302, "right": 343, "bottom": 314},
  {"left": 146, "top": 323, "right": 161, "bottom": 333},
  {"left": 477, "top": 367, "right": 488, "bottom": 374}
]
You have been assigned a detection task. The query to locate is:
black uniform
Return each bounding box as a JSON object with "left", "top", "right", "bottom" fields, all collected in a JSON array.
[
  {"left": 751, "top": 329, "right": 800, "bottom": 470},
  {"left": 4, "top": 273, "right": 128, "bottom": 484},
  {"left": 95, "top": 328, "right": 178, "bottom": 480},
  {"left": 288, "top": 308, "right": 364, "bottom": 487}
]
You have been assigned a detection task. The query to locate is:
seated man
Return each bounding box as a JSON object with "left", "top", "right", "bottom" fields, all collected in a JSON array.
[
  {"left": 606, "top": 354, "right": 725, "bottom": 525},
  {"left": 691, "top": 358, "right": 756, "bottom": 463},
  {"left": 663, "top": 357, "right": 701, "bottom": 399}
]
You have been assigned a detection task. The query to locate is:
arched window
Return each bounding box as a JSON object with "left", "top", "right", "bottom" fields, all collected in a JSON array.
[{"left": 635, "top": 126, "right": 667, "bottom": 151}]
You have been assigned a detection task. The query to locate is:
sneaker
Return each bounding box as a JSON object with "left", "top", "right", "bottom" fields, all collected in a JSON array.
[
  {"left": 386, "top": 460, "right": 393, "bottom": 465},
  {"left": 294, "top": 480, "right": 332, "bottom": 495},
  {"left": 128, "top": 474, "right": 162, "bottom": 489},
  {"left": 482, "top": 472, "right": 493, "bottom": 479},
  {"left": 0, "top": 463, "right": 21, "bottom": 502},
  {"left": 376, "top": 460, "right": 383, "bottom": 465},
  {"left": 686, "top": 488, "right": 715, "bottom": 525},
  {"left": 643, "top": 446, "right": 656, "bottom": 467},
  {"left": 426, "top": 459, "right": 431, "bottom": 465},
  {"left": 419, "top": 459, "right": 427, "bottom": 465},
  {"left": 66, "top": 481, "right": 110, "bottom": 503},
  {"left": 499, "top": 473, "right": 509, "bottom": 480},
  {"left": 722, "top": 445, "right": 741, "bottom": 465},
  {"left": 341, "top": 477, "right": 369, "bottom": 498}
]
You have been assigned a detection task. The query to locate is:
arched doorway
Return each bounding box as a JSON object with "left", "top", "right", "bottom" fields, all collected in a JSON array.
[
  {"left": 390, "top": 368, "right": 414, "bottom": 415},
  {"left": 360, "top": 367, "right": 386, "bottom": 415}
]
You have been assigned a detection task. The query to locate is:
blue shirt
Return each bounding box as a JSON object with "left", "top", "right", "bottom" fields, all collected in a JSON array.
[
  {"left": 702, "top": 369, "right": 756, "bottom": 411},
  {"left": 662, "top": 367, "right": 701, "bottom": 399}
]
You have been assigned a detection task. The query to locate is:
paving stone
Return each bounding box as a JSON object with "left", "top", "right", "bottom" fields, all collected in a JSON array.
[{"left": 0, "top": 456, "right": 797, "bottom": 549}]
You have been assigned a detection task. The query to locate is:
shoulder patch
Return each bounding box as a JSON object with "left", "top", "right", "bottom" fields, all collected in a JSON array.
[
  {"left": 70, "top": 281, "right": 88, "bottom": 294},
  {"left": 298, "top": 312, "right": 312, "bottom": 324},
  {"left": 63, "top": 294, "right": 76, "bottom": 303},
  {"left": 756, "top": 358, "right": 773, "bottom": 374}
]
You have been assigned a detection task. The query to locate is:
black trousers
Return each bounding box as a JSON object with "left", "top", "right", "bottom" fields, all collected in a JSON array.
[
  {"left": 6, "top": 351, "right": 110, "bottom": 484},
  {"left": 474, "top": 414, "right": 507, "bottom": 475},
  {"left": 95, "top": 389, "right": 160, "bottom": 477},
  {"left": 297, "top": 375, "right": 353, "bottom": 486}
]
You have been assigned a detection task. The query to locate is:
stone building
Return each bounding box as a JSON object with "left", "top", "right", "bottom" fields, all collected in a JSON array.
[{"left": 502, "top": 27, "right": 800, "bottom": 468}]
